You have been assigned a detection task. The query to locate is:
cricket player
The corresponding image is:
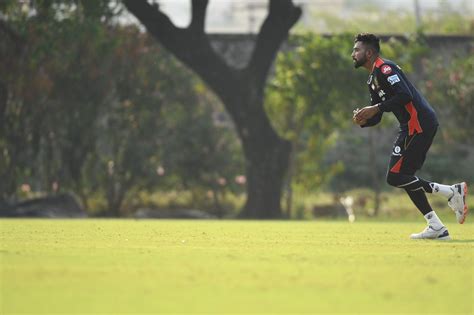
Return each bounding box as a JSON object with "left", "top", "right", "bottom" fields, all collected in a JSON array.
[{"left": 351, "top": 33, "right": 468, "bottom": 240}]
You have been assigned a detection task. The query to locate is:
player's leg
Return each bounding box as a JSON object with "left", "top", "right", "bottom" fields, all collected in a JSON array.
[
  {"left": 386, "top": 171, "right": 468, "bottom": 223},
  {"left": 415, "top": 180, "right": 468, "bottom": 224},
  {"left": 386, "top": 175, "right": 451, "bottom": 239},
  {"left": 386, "top": 128, "right": 450, "bottom": 239},
  {"left": 402, "top": 128, "right": 467, "bottom": 223},
  {"left": 405, "top": 188, "right": 450, "bottom": 240},
  {"left": 385, "top": 171, "right": 450, "bottom": 239},
  {"left": 436, "top": 182, "right": 468, "bottom": 224},
  {"left": 389, "top": 128, "right": 467, "bottom": 216}
]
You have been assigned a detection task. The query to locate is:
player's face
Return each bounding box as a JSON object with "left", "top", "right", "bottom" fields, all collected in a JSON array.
[{"left": 351, "top": 41, "right": 368, "bottom": 68}]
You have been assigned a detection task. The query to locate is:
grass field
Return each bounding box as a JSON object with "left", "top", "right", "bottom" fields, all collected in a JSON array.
[{"left": 1, "top": 219, "right": 473, "bottom": 314}]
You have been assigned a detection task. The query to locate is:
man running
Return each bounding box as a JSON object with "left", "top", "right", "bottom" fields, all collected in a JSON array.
[{"left": 351, "top": 33, "right": 468, "bottom": 240}]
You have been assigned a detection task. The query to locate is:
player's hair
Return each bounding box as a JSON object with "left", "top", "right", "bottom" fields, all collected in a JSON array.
[{"left": 354, "top": 33, "right": 380, "bottom": 53}]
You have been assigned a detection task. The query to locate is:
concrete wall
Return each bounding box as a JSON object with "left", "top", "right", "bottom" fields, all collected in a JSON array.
[{"left": 208, "top": 33, "right": 473, "bottom": 69}]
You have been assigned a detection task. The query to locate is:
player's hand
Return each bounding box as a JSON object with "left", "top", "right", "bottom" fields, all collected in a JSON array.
[
  {"left": 355, "top": 105, "right": 380, "bottom": 120},
  {"left": 352, "top": 108, "right": 367, "bottom": 125}
]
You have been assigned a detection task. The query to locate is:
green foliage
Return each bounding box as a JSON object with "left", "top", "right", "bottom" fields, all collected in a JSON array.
[
  {"left": 1, "top": 1, "right": 117, "bottom": 199},
  {"left": 413, "top": 52, "right": 474, "bottom": 183},
  {"left": 1, "top": 10, "right": 122, "bottom": 206},
  {"left": 1, "top": 0, "right": 471, "bottom": 216},
  {"left": 267, "top": 31, "right": 473, "bottom": 197},
  {"left": 419, "top": 53, "right": 474, "bottom": 142},
  {"left": 0, "top": 2, "right": 244, "bottom": 215},
  {"left": 380, "top": 32, "right": 431, "bottom": 72},
  {"left": 266, "top": 33, "right": 368, "bottom": 189},
  {"left": 266, "top": 33, "right": 429, "bottom": 193}
]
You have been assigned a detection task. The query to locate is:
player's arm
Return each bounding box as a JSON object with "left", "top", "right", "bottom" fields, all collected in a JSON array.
[
  {"left": 361, "top": 111, "right": 383, "bottom": 127},
  {"left": 354, "top": 89, "right": 383, "bottom": 125},
  {"left": 377, "top": 64, "right": 413, "bottom": 113},
  {"left": 353, "top": 107, "right": 383, "bottom": 127}
]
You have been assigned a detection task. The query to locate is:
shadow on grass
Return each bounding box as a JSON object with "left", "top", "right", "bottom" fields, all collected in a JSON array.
[{"left": 448, "top": 239, "right": 474, "bottom": 243}]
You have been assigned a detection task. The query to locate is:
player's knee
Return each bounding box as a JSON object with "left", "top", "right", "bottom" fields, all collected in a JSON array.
[{"left": 386, "top": 172, "right": 401, "bottom": 187}]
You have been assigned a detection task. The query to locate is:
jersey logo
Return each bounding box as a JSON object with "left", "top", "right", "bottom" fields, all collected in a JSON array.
[
  {"left": 378, "top": 90, "right": 386, "bottom": 97},
  {"left": 392, "top": 146, "right": 402, "bottom": 156},
  {"left": 381, "top": 65, "right": 392, "bottom": 74},
  {"left": 387, "top": 74, "right": 400, "bottom": 85}
]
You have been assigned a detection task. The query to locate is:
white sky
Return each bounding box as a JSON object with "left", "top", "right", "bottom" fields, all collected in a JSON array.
[{"left": 126, "top": 0, "right": 473, "bottom": 32}]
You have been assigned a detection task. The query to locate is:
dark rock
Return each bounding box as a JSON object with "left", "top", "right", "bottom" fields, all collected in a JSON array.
[
  {"left": 0, "top": 193, "right": 86, "bottom": 218},
  {"left": 134, "top": 208, "right": 215, "bottom": 219},
  {"left": 312, "top": 204, "right": 347, "bottom": 218}
]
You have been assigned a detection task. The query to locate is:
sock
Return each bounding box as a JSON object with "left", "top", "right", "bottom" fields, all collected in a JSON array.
[
  {"left": 429, "top": 183, "right": 454, "bottom": 199},
  {"left": 424, "top": 211, "right": 444, "bottom": 229},
  {"left": 406, "top": 189, "right": 433, "bottom": 215}
]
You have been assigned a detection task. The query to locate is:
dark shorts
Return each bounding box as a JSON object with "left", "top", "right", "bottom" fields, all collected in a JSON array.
[{"left": 388, "top": 126, "right": 437, "bottom": 175}]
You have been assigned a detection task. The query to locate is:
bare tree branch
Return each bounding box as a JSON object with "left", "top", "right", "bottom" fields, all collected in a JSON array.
[
  {"left": 123, "top": 0, "right": 183, "bottom": 51},
  {"left": 246, "top": 0, "right": 301, "bottom": 91},
  {"left": 123, "top": 0, "right": 235, "bottom": 104},
  {"left": 190, "top": 0, "right": 208, "bottom": 32}
]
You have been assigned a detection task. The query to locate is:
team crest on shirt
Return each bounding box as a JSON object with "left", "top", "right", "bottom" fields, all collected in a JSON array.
[{"left": 381, "top": 65, "right": 392, "bottom": 74}]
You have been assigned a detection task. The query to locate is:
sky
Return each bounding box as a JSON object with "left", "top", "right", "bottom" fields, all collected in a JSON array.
[{"left": 150, "top": 0, "right": 473, "bottom": 32}]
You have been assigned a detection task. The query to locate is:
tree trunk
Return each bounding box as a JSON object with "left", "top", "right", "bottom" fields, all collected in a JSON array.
[
  {"left": 224, "top": 89, "right": 291, "bottom": 218},
  {"left": 283, "top": 140, "right": 298, "bottom": 218},
  {"left": 124, "top": 0, "right": 301, "bottom": 218},
  {"left": 240, "top": 131, "right": 291, "bottom": 218}
]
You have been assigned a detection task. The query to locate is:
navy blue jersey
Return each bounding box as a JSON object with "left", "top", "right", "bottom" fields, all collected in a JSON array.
[{"left": 363, "top": 57, "right": 438, "bottom": 135}]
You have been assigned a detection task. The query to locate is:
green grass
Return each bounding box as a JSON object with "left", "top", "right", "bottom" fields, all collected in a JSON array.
[{"left": 1, "top": 219, "right": 473, "bottom": 314}]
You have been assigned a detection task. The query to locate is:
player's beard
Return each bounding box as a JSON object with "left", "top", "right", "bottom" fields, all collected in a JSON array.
[{"left": 353, "top": 56, "right": 366, "bottom": 68}]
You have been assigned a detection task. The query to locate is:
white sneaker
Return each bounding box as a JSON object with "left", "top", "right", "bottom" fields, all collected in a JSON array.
[
  {"left": 448, "top": 182, "right": 468, "bottom": 224},
  {"left": 410, "top": 225, "right": 451, "bottom": 240}
]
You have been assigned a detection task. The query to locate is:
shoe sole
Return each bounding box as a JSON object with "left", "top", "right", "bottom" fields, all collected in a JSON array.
[
  {"left": 459, "top": 182, "right": 468, "bottom": 224},
  {"left": 437, "top": 235, "right": 451, "bottom": 241},
  {"left": 410, "top": 229, "right": 451, "bottom": 240},
  {"left": 410, "top": 235, "right": 451, "bottom": 241},
  {"left": 437, "top": 229, "right": 451, "bottom": 240}
]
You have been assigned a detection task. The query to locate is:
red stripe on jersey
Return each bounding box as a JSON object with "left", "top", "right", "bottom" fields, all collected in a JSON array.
[
  {"left": 405, "top": 102, "right": 423, "bottom": 135},
  {"left": 372, "top": 57, "right": 385, "bottom": 71},
  {"left": 390, "top": 157, "right": 404, "bottom": 173},
  {"left": 375, "top": 57, "right": 384, "bottom": 67}
]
